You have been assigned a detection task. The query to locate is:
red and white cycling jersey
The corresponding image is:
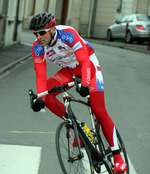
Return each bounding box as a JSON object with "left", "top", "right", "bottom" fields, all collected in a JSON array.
[
  {"left": 32, "top": 25, "right": 94, "bottom": 68},
  {"left": 32, "top": 25, "right": 104, "bottom": 95}
]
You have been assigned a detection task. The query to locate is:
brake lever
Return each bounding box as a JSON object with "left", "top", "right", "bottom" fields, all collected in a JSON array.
[
  {"left": 28, "top": 89, "right": 37, "bottom": 108},
  {"left": 72, "top": 74, "right": 81, "bottom": 85},
  {"left": 72, "top": 74, "right": 82, "bottom": 93}
]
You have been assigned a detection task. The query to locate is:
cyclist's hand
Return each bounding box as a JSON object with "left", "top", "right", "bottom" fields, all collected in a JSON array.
[
  {"left": 32, "top": 98, "right": 45, "bottom": 112},
  {"left": 77, "top": 85, "right": 89, "bottom": 97}
]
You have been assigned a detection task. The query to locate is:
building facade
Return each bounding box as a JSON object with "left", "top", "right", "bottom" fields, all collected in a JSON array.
[
  {"left": 0, "top": 0, "right": 150, "bottom": 47},
  {"left": 22, "top": 0, "right": 150, "bottom": 38},
  {"left": 0, "top": 0, "right": 24, "bottom": 47}
]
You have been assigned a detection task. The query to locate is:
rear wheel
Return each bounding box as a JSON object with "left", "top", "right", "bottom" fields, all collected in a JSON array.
[
  {"left": 96, "top": 122, "right": 129, "bottom": 174},
  {"left": 116, "top": 130, "right": 129, "bottom": 173},
  {"left": 56, "top": 121, "right": 94, "bottom": 174}
]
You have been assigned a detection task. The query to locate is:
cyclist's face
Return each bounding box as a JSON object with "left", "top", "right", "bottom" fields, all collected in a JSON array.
[{"left": 35, "top": 27, "right": 55, "bottom": 47}]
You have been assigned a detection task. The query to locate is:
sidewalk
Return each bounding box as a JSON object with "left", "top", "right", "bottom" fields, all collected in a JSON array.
[
  {"left": 0, "top": 43, "right": 32, "bottom": 75},
  {"left": 0, "top": 31, "right": 150, "bottom": 76}
]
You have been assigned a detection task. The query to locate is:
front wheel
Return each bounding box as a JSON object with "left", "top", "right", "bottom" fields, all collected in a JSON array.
[{"left": 56, "top": 121, "right": 94, "bottom": 174}]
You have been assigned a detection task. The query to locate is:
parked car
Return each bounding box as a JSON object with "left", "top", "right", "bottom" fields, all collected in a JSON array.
[{"left": 107, "top": 14, "right": 150, "bottom": 43}]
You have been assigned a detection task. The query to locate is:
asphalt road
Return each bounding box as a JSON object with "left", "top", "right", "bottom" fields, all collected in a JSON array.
[{"left": 0, "top": 34, "right": 150, "bottom": 173}]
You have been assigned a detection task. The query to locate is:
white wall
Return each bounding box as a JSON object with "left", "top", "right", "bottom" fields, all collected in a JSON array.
[
  {"left": 4, "top": 0, "right": 24, "bottom": 47},
  {"left": 48, "top": 0, "right": 57, "bottom": 15},
  {"left": 92, "top": 0, "right": 114, "bottom": 38},
  {"left": 69, "top": 0, "right": 82, "bottom": 31}
]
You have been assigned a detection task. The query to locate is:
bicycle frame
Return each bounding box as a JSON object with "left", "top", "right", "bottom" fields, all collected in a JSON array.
[
  {"left": 62, "top": 90, "right": 104, "bottom": 164},
  {"left": 29, "top": 75, "right": 113, "bottom": 173}
]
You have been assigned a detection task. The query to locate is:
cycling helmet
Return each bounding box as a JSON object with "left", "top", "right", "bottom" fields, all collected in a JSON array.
[{"left": 30, "top": 12, "right": 56, "bottom": 30}]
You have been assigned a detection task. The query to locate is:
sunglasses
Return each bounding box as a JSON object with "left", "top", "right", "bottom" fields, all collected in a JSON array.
[{"left": 33, "top": 28, "right": 50, "bottom": 36}]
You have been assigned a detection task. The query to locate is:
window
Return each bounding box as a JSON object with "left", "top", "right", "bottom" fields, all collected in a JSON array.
[
  {"left": 120, "top": 16, "right": 129, "bottom": 23},
  {"left": 136, "top": 14, "right": 150, "bottom": 21},
  {"left": 126, "top": 15, "right": 133, "bottom": 22}
]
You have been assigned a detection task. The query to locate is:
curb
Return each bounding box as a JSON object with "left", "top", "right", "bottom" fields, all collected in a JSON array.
[
  {"left": 86, "top": 39, "right": 150, "bottom": 55},
  {"left": 0, "top": 53, "right": 32, "bottom": 76}
]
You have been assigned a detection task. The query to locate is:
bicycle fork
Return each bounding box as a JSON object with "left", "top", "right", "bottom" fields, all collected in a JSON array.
[
  {"left": 63, "top": 93, "right": 84, "bottom": 162},
  {"left": 66, "top": 119, "right": 84, "bottom": 163},
  {"left": 63, "top": 93, "right": 104, "bottom": 167}
]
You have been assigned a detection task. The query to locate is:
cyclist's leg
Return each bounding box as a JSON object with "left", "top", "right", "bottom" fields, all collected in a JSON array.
[
  {"left": 90, "top": 91, "right": 127, "bottom": 173},
  {"left": 89, "top": 54, "right": 127, "bottom": 173},
  {"left": 45, "top": 67, "right": 81, "bottom": 119},
  {"left": 90, "top": 91, "right": 117, "bottom": 149}
]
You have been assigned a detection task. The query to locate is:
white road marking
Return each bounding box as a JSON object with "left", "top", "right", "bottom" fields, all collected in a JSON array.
[
  {"left": 81, "top": 148, "right": 92, "bottom": 173},
  {"left": 128, "top": 155, "right": 137, "bottom": 174},
  {"left": 0, "top": 144, "right": 41, "bottom": 174}
]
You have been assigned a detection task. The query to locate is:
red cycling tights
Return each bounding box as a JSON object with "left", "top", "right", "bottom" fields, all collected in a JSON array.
[
  {"left": 90, "top": 91, "right": 117, "bottom": 149},
  {"left": 45, "top": 78, "right": 117, "bottom": 149}
]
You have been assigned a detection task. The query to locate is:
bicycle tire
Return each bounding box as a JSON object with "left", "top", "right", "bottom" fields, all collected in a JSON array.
[
  {"left": 116, "top": 129, "right": 129, "bottom": 174},
  {"left": 56, "top": 121, "right": 94, "bottom": 174},
  {"left": 96, "top": 122, "right": 129, "bottom": 174}
]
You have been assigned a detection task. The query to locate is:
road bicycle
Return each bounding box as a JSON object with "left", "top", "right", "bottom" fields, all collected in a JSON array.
[{"left": 29, "top": 74, "right": 129, "bottom": 174}]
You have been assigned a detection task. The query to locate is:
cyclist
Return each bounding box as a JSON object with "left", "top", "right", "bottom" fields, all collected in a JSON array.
[{"left": 30, "top": 12, "right": 127, "bottom": 173}]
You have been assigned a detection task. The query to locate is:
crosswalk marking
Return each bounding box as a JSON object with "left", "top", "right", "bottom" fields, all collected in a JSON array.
[
  {"left": 0, "top": 144, "right": 137, "bottom": 174},
  {"left": 0, "top": 144, "right": 41, "bottom": 174}
]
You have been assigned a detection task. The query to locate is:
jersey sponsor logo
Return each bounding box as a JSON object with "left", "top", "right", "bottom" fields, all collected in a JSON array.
[
  {"left": 51, "top": 75, "right": 61, "bottom": 80},
  {"left": 65, "top": 52, "right": 74, "bottom": 57},
  {"left": 46, "top": 50, "right": 56, "bottom": 57},
  {"left": 89, "top": 87, "right": 94, "bottom": 91},
  {"left": 49, "top": 52, "right": 56, "bottom": 57},
  {"left": 62, "top": 34, "right": 74, "bottom": 44},
  {"left": 86, "top": 67, "right": 90, "bottom": 84},
  {"left": 58, "top": 46, "right": 66, "bottom": 51},
  {"left": 57, "top": 29, "right": 74, "bottom": 45},
  {"left": 33, "top": 42, "right": 44, "bottom": 56},
  {"left": 33, "top": 57, "right": 44, "bottom": 63}
]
